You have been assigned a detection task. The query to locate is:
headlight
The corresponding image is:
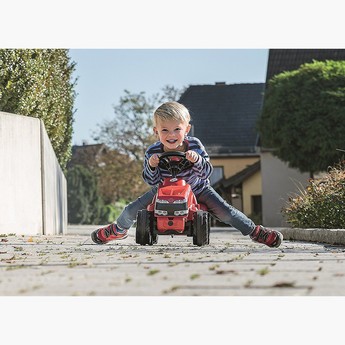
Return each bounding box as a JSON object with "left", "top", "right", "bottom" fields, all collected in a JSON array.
[
  {"left": 156, "top": 199, "right": 169, "bottom": 203},
  {"left": 155, "top": 210, "right": 168, "bottom": 216},
  {"left": 173, "top": 199, "right": 187, "bottom": 204},
  {"left": 174, "top": 210, "right": 188, "bottom": 216}
]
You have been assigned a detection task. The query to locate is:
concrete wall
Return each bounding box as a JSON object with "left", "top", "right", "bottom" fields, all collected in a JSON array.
[
  {"left": 0, "top": 111, "right": 67, "bottom": 235},
  {"left": 41, "top": 124, "right": 68, "bottom": 235},
  {"left": 261, "top": 151, "right": 310, "bottom": 227}
]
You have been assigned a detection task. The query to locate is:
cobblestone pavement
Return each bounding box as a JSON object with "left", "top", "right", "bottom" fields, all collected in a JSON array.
[{"left": 1, "top": 227, "right": 345, "bottom": 296}]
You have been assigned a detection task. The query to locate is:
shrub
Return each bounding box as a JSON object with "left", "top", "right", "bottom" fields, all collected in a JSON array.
[
  {"left": 99, "top": 199, "right": 127, "bottom": 224},
  {"left": 282, "top": 162, "right": 345, "bottom": 228}
]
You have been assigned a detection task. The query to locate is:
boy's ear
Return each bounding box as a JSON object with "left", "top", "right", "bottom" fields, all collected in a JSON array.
[
  {"left": 153, "top": 127, "right": 158, "bottom": 135},
  {"left": 186, "top": 124, "right": 191, "bottom": 133}
]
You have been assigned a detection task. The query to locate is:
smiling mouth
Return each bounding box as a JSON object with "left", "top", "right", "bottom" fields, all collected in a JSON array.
[{"left": 167, "top": 139, "right": 178, "bottom": 144}]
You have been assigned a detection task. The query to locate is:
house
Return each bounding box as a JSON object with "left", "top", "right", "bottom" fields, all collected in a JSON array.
[
  {"left": 179, "top": 82, "right": 265, "bottom": 222},
  {"left": 265, "top": 49, "right": 345, "bottom": 82},
  {"left": 259, "top": 49, "right": 345, "bottom": 226},
  {"left": 67, "top": 143, "right": 108, "bottom": 169}
]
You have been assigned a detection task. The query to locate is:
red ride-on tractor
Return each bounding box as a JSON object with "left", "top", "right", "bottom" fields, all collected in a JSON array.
[{"left": 135, "top": 151, "right": 211, "bottom": 246}]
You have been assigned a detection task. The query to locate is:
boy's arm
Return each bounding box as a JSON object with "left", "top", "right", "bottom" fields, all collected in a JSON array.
[
  {"left": 142, "top": 150, "right": 162, "bottom": 185},
  {"left": 191, "top": 152, "right": 213, "bottom": 179},
  {"left": 188, "top": 138, "right": 213, "bottom": 179}
]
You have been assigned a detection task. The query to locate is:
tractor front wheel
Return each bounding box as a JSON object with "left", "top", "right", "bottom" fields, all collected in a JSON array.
[
  {"left": 193, "top": 210, "right": 210, "bottom": 246},
  {"left": 136, "top": 210, "right": 154, "bottom": 245}
]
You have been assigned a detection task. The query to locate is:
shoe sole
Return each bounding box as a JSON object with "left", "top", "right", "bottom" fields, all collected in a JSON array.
[
  {"left": 272, "top": 232, "right": 283, "bottom": 248},
  {"left": 91, "top": 230, "right": 105, "bottom": 244},
  {"left": 113, "top": 233, "right": 129, "bottom": 241}
]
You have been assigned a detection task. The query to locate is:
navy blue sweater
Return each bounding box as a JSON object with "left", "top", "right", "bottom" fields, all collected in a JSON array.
[{"left": 142, "top": 136, "right": 213, "bottom": 196}]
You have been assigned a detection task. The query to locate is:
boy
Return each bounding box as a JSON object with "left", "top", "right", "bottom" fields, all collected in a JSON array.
[{"left": 91, "top": 101, "right": 283, "bottom": 247}]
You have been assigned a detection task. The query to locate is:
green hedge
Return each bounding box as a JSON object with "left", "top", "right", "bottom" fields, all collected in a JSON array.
[
  {"left": 258, "top": 60, "right": 345, "bottom": 177},
  {"left": 0, "top": 49, "right": 76, "bottom": 170}
]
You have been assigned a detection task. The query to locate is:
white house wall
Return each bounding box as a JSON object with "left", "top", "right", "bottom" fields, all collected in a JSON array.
[{"left": 261, "top": 151, "right": 310, "bottom": 226}]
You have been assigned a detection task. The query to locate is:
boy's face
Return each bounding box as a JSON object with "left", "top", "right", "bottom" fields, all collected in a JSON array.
[{"left": 154, "top": 119, "right": 191, "bottom": 151}]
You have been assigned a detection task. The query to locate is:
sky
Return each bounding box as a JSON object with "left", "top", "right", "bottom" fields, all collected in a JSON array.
[{"left": 68, "top": 49, "right": 269, "bottom": 146}]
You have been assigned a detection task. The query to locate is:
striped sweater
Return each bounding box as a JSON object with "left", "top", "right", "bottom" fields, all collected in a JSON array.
[{"left": 142, "top": 136, "right": 213, "bottom": 196}]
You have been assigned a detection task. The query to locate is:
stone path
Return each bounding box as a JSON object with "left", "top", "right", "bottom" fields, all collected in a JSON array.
[{"left": 1, "top": 227, "right": 345, "bottom": 296}]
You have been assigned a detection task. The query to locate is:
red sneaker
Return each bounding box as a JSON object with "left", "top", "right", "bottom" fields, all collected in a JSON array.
[
  {"left": 91, "top": 223, "right": 128, "bottom": 244},
  {"left": 250, "top": 225, "right": 283, "bottom": 248}
]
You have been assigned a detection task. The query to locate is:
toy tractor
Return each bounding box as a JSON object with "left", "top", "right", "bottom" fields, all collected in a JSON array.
[{"left": 135, "top": 151, "right": 210, "bottom": 246}]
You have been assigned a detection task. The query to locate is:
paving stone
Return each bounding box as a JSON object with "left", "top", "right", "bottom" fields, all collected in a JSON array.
[{"left": 1, "top": 227, "right": 345, "bottom": 296}]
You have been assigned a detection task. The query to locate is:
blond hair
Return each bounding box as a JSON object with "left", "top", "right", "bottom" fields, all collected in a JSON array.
[{"left": 153, "top": 101, "right": 191, "bottom": 126}]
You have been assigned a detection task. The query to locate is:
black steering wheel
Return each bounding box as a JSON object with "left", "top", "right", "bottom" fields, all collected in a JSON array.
[{"left": 158, "top": 151, "right": 194, "bottom": 178}]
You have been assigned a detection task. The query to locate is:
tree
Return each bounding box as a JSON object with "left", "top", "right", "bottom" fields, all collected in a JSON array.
[
  {"left": 67, "top": 165, "right": 104, "bottom": 224},
  {"left": 95, "top": 149, "right": 148, "bottom": 203},
  {"left": 67, "top": 85, "right": 185, "bottom": 224},
  {"left": 0, "top": 49, "right": 77, "bottom": 170},
  {"left": 258, "top": 60, "right": 345, "bottom": 177},
  {"left": 93, "top": 85, "right": 186, "bottom": 161},
  {"left": 92, "top": 85, "right": 185, "bottom": 202}
]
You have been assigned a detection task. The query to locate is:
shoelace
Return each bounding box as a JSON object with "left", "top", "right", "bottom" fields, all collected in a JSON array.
[
  {"left": 103, "top": 224, "right": 115, "bottom": 238},
  {"left": 257, "top": 227, "right": 271, "bottom": 242}
]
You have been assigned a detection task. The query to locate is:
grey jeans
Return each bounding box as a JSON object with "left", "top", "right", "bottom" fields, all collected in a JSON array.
[{"left": 117, "top": 185, "right": 256, "bottom": 236}]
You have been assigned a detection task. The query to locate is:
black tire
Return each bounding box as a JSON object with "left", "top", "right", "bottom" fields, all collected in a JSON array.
[
  {"left": 135, "top": 210, "right": 154, "bottom": 246},
  {"left": 193, "top": 210, "right": 210, "bottom": 246},
  {"left": 207, "top": 214, "right": 211, "bottom": 244},
  {"left": 151, "top": 218, "right": 158, "bottom": 244}
]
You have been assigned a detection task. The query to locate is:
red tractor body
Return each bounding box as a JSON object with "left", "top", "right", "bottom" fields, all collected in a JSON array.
[
  {"left": 136, "top": 152, "right": 210, "bottom": 246},
  {"left": 148, "top": 178, "right": 203, "bottom": 233}
]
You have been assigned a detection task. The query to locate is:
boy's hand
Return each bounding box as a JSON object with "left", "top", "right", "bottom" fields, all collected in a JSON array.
[
  {"left": 185, "top": 150, "right": 199, "bottom": 163},
  {"left": 149, "top": 154, "right": 160, "bottom": 168}
]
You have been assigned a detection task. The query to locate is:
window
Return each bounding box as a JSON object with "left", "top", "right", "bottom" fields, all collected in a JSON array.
[
  {"left": 251, "top": 195, "right": 262, "bottom": 214},
  {"left": 210, "top": 166, "right": 224, "bottom": 185}
]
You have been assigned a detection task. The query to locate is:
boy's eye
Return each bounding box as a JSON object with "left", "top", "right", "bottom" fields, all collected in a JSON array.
[{"left": 161, "top": 128, "right": 181, "bottom": 132}]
